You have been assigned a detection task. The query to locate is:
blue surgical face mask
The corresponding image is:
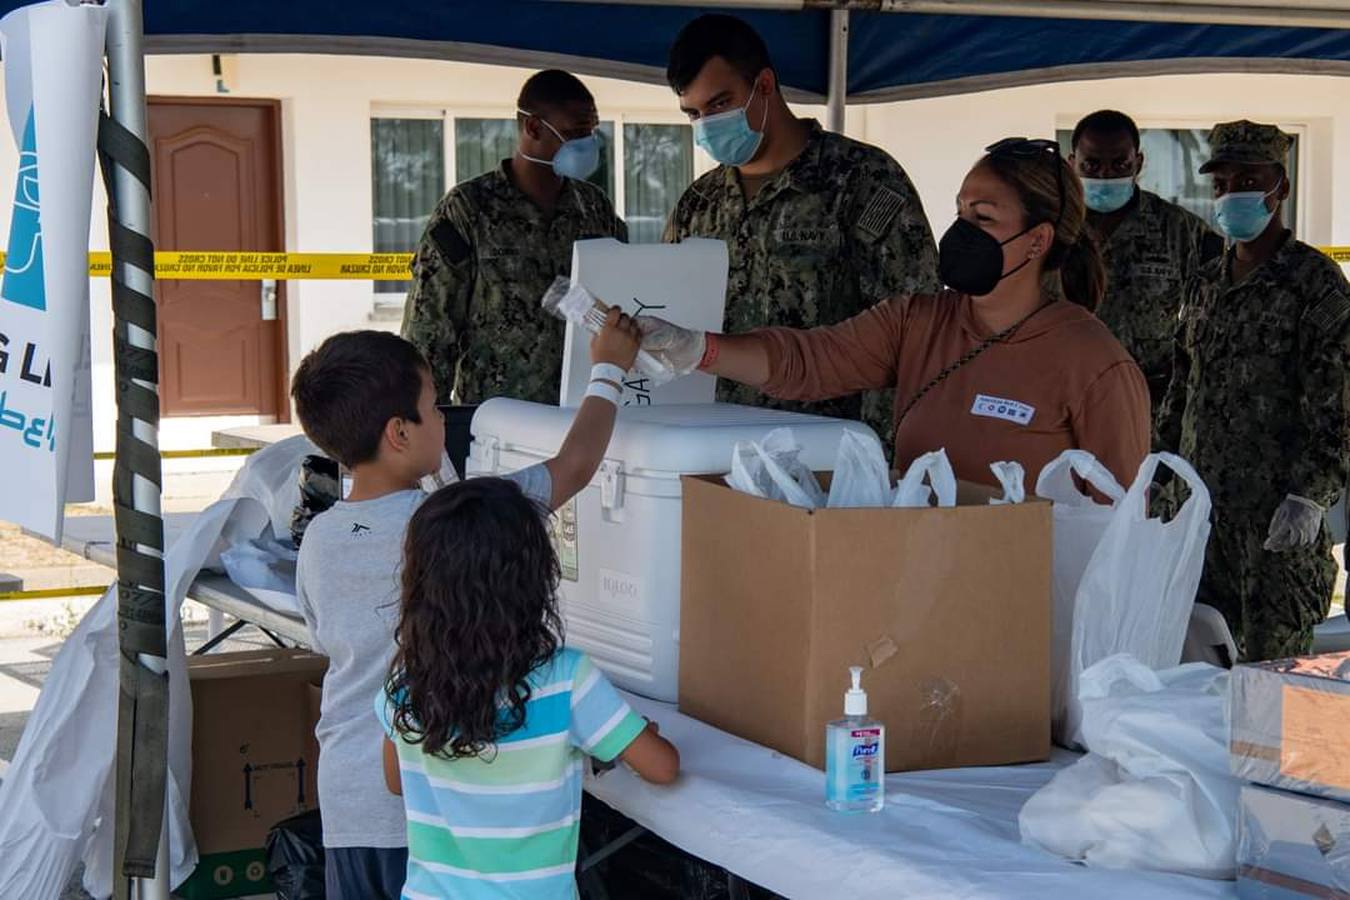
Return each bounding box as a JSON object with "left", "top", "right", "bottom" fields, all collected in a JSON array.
[
  {"left": 1081, "top": 176, "right": 1136, "bottom": 214},
  {"left": 693, "top": 86, "right": 767, "bottom": 168},
  {"left": 1214, "top": 183, "right": 1281, "bottom": 242},
  {"left": 518, "top": 109, "right": 600, "bottom": 180}
]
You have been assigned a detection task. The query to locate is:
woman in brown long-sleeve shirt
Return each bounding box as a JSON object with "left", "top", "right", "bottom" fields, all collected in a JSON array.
[{"left": 647, "top": 138, "right": 1150, "bottom": 489}]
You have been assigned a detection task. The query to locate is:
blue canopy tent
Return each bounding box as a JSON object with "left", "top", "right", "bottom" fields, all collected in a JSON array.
[{"left": 39, "top": 0, "right": 1350, "bottom": 896}]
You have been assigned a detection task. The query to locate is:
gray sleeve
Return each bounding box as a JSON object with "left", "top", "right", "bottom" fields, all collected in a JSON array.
[
  {"left": 294, "top": 545, "right": 325, "bottom": 654},
  {"left": 505, "top": 463, "right": 554, "bottom": 508}
]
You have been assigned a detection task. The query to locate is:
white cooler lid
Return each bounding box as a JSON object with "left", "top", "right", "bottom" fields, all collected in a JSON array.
[{"left": 472, "top": 399, "right": 871, "bottom": 474}]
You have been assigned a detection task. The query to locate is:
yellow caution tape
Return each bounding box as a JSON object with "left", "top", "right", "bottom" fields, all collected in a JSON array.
[
  {"left": 0, "top": 248, "right": 1344, "bottom": 279},
  {"left": 92, "top": 447, "right": 257, "bottom": 461},
  {"left": 0, "top": 251, "right": 415, "bottom": 280},
  {"left": 0, "top": 584, "right": 109, "bottom": 602}
]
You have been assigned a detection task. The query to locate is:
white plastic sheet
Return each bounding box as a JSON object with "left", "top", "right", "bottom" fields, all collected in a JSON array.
[
  {"left": 0, "top": 436, "right": 316, "bottom": 899},
  {"left": 1020, "top": 655, "right": 1240, "bottom": 881},
  {"left": 594, "top": 692, "right": 1235, "bottom": 899}
]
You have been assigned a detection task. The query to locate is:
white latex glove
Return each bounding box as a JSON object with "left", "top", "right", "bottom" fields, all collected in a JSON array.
[
  {"left": 1263, "top": 494, "right": 1325, "bottom": 551},
  {"left": 635, "top": 316, "right": 707, "bottom": 378}
]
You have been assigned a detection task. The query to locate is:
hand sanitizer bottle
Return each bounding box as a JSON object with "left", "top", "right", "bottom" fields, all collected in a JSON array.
[{"left": 825, "top": 666, "right": 884, "bottom": 813}]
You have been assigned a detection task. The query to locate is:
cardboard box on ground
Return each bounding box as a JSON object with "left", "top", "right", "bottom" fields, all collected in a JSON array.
[
  {"left": 679, "top": 474, "right": 1052, "bottom": 773},
  {"left": 178, "top": 649, "right": 327, "bottom": 900}
]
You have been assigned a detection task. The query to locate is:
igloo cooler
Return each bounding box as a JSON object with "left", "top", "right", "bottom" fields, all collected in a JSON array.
[{"left": 467, "top": 399, "right": 871, "bottom": 701}]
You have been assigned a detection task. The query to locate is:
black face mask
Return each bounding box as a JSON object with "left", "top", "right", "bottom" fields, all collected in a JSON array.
[{"left": 937, "top": 217, "right": 1037, "bottom": 297}]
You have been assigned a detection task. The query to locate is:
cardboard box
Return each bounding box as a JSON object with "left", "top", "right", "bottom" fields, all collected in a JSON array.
[
  {"left": 178, "top": 649, "right": 327, "bottom": 900},
  {"left": 1236, "top": 784, "right": 1350, "bottom": 899},
  {"left": 1230, "top": 651, "right": 1350, "bottom": 804},
  {"left": 678, "top": 474, "right": 1052, "bottom": 773}
]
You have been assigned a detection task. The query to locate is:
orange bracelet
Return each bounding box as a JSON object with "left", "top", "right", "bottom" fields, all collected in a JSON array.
[{"left": 697, "top": 332, "right": 720, "bottom": 371}]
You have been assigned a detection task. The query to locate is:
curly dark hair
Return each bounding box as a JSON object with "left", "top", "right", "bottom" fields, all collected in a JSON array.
[{"left": 387, "top": 478, "right": 562, "bottom": 759}]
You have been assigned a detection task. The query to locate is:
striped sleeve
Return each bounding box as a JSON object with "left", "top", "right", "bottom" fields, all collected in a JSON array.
[{"left": 567, "top": 654, "right": 646, "bottom": 763}]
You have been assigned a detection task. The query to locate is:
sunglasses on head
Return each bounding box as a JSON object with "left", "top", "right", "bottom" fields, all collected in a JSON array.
[{"left": 985, "top": 137, "right": 1065, "bottom": 229}]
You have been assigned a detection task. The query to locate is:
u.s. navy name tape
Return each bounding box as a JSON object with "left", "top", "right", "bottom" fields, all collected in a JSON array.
[{"left": 0, "top": 248, "right": 1345, "bottom": 279}]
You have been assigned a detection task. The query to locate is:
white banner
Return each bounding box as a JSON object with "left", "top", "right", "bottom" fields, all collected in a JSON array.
[{"left": 0, "top": 0, "right": 104, "bottom": 542}]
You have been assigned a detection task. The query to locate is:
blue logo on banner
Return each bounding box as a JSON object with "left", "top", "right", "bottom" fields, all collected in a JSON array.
[{"left": 3, "top": 108, "right": 45, "bottom": 311}]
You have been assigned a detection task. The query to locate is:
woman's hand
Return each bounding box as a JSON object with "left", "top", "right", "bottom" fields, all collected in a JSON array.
[{"left": 635, "top": 316, "right": 707, "bottom": 378}]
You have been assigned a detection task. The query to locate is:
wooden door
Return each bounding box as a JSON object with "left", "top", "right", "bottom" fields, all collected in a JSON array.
[{"left": 148, "top": 98, "right": 285, "bottom": 417}]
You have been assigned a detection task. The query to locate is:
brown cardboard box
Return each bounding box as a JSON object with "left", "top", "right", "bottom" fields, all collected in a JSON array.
[
  {"left": 679, "top": 474, "right": 1051, "bottom": 773},
  {"left": 182, "top": 649, "right": 327, "bottom": 899}
]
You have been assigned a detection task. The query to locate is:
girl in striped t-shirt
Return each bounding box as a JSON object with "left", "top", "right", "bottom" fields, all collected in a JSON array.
[{"left": 378, "top": 478, "right": 680, "bottom": 899}]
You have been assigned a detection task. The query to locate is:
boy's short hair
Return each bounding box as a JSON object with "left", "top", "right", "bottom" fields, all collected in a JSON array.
[
  {"left": 666, "top": 14, "right": 773, "bottom": 95},
  {"left": 291, "top": 330, "right": 427, "bottom": 468}
]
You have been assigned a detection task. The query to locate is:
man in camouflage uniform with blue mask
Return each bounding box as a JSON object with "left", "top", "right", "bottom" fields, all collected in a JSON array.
[
  {"left": 1069, "top": 109, "right": 1223, "bottom": 437},
  {"left": 662, "top": 15, "right": 939, "bottom": 446},
  {"left": 1158, "top": 119, "right": 1350, "bottom": 661},
  {"left": 402, "top": 69, "right": 625, "bottom": 405}
]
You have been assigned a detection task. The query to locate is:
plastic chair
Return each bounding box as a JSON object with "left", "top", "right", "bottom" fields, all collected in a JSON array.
[{"left": 1181, "top": 603, "right": 1238, "bottom": 669}]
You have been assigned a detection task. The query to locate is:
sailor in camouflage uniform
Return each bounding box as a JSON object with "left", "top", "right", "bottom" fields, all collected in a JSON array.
[
  {"left": 1158, "top": 120, "right": 1350, "bottom": 661},
  {"left": 402, "top": 70, "right": 625, "bottom": 405},
  {"left": 1069, "top": 110, "right": 1223, "bottom": 433},
  {"left": 662, "top": 15, "right": 939, "bottom": 443}
]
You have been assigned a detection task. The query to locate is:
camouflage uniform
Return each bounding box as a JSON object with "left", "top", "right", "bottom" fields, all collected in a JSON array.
[
  {"left": 1159, "top": 193, "right": 1350, "bottom": 659},
  {"left": 1088, "top": 189, "right": 1222, "bottom": 431},
  {"left": 402, "top": 161, "right": 626, "bottom": 405},
  {"left": 663, "top": 121, "right": 939, "bottom": 444}
]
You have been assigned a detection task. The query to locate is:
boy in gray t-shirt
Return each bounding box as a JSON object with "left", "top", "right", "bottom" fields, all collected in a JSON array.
[{"left": 290, "top": 317, "right": 639, "bottom": 900}]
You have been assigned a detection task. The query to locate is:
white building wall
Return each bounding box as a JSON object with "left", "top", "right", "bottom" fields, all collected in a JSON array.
[{"left": 0, "top": 54, "right": 1344, "bottom": 456}]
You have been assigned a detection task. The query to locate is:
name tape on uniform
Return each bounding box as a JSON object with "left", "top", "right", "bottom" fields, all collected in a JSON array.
[{"left": 0, "top": 251, "right": 416, "bottom": 280}]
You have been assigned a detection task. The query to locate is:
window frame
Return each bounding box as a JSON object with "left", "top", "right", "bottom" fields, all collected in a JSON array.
[{"left": 370, "top": 103, "right": 704, "bottom": 304}]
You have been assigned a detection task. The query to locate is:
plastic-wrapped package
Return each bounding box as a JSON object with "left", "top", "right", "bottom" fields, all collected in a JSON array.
[
  {"left": 1229, "top": 650, "right": 1350, "bottom": 804},
  {"left": 892, "top": 449, "right": 956, "bottom": 508},
  {"left": 825, "top": 429, "right": 892, "bottom": 508},
  {"left": 1236, "top": 783, "right": 1350, "bottom": 899}
]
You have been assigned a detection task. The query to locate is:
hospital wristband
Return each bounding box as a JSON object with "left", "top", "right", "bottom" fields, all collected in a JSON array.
[
  {"left": 585, "top": 379, "right": 623, "bottom": 406},
  {"left": 586, "top": 363, "right": 624, "bottom": 407},
  {"left": 590, "top": 362, "right": 628, "bottom": 386},
  {"left": 697, "top": 332, "right": 720, "bottom": 371}
]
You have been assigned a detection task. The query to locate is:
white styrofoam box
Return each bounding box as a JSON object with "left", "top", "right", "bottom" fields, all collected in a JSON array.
[
  {"left": 560, "top": 237, "right": 728, "bottom": 408},
  {"left": 468, "top": 399, "right": 874, "bottom": 701}
]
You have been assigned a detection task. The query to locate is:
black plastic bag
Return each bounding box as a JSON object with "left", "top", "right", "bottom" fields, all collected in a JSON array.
[{"left": 266, "top": 808, "right": 326, "bottom": 900}]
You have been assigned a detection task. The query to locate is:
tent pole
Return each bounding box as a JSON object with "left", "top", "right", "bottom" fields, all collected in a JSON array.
[
  {"left": 105, "top": 0, "right": 170, "bottom": 898},
  {"left": 826, "top": 8, "right": 848, "bottom": 132}
]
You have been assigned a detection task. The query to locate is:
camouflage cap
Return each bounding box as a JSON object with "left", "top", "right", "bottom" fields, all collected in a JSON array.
[{"left": 1199, "top": 119, "right": 1293, "bottom": 173}]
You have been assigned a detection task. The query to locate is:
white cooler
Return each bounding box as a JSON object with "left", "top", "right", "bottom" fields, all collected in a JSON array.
[{"left": 467, "top": 399, "right": 871, "bottom": 701}]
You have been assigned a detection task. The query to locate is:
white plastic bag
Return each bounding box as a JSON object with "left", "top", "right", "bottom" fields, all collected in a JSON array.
[
  {"left": 988, "top": 461, "right": 1026, "bottom": 505},
  {"left": 1035, "top": 449, "right": 1126, "bottom": 745},
  {"left": 892, "top": 449, "right": 956, "bottom": 508},
  {"left": 1019, "top": 654, "right": 1239, "bottom": 880},
  {"left": 826, "top": 429, "right": 892, "bottom": 508},
  {"left": 1063, "top": 453, "right": 1211, "bottom": 747},
  {"left": 725, "top": 428, "right": 826, "bottom": 509}
]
